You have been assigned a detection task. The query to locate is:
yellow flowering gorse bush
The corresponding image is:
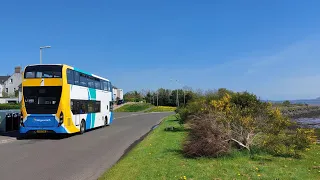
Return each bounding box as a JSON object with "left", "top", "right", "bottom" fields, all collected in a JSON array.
[{"left": 181, "top": 90, "right": 316, "bottom": 158}]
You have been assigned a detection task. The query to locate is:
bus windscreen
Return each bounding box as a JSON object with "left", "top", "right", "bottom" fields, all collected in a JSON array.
[
  {"left": 24, "top": 65, "right": 62, "bottom": 78},
  {"left": 23, "top": 86, "right": 62, "bottom": 114}
]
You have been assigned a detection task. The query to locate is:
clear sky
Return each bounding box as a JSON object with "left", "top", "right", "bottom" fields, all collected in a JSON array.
[{"left": 0, "top": 0, "right": 320, "bottom": 100}]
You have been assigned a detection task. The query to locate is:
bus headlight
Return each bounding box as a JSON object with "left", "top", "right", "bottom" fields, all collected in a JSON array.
[{"left": 58, "top": 112, "right": 64, "bottom": 126}]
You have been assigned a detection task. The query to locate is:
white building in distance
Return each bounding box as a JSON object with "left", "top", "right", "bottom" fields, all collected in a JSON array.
[{"left": 0, "top": 66, "right": 23, "bottom": 98}]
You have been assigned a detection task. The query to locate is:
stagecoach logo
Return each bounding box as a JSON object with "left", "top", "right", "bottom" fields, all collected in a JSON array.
[{"left": 33, "top": 118, "right": 51, "bottom": 122}]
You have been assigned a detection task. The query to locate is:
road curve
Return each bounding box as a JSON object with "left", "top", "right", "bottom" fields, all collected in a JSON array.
[{"left": 0, "top": 112, "right": 173, "bottom": 180}]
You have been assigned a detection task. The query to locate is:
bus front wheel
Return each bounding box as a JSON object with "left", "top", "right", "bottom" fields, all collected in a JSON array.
[
  {"left": 80, "top": 120, "right": 86, "bottom": 134},
  {"left": 17, "top": 133, "right": 27, "bottom": 140},
  {"left": 105, "top": 116, "right": 109, "bottom": 127}
]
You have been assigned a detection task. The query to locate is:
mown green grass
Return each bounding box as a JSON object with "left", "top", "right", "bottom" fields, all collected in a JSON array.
[
  {"left": 100, "top": 115, "right": 320, "bottom": 180},
  {"left": 0, "top": 103, "right": 20, "bottom": 110},
  {"left": 114, "top": 103, "right": 153, "bottom": 112},
  {"left": 144, "top": 106, "right": 177, "bottom": 112}
]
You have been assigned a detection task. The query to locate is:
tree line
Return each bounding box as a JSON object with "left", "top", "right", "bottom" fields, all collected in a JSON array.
[
  {"left": 123, "top": 88, "right": 196, "bottom": 107},
  {"left": 123, "top": 88, "right": 238, "bottom": 107}
]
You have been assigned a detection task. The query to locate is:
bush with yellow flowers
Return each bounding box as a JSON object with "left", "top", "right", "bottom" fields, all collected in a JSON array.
[{"left": 181, "top": 90, "right": 316, "bottom": 158}]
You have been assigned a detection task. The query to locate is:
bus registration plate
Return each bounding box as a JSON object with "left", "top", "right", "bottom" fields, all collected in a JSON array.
[{"left": 36, "top": 130, "right": 47, "bottom": 133}]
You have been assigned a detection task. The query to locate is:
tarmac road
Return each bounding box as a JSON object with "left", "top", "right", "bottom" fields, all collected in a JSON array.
[{"left": 0, "top": 112, "right": 173, "bottom": 180}]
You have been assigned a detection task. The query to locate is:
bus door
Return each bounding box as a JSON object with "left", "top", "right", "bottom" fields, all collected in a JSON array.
[
  {"left": 72, "top": 100, "right": 81, "bottom": 126},
  {"left": 75, "top": 114, "right": 80, "bottom": 126}
]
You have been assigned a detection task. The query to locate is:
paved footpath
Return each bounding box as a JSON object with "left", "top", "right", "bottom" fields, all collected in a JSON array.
[{"left": 0, "top": 112, "right": 173, "bottom": 180}]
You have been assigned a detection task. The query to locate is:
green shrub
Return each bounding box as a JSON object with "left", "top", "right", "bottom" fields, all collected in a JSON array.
[
  {"left": 181, "top": 89, "right": 316, "bottom": 158},
  {"left": 175, "top": 107, "right": 188, "bottom": 124},
  {"left": 175, "top": 98, "right": 207, "bottom": 124},
  {"left": 230, "top": 91, "right": 268, "bottom": 118},
  {"left": 254, "top": 128, "right": 316, "bottom": 158},
  {"left": 292, "top": 128, "right": 317, "bottom": 150},
  {"left": 0, "top": 103, "right": 20, "bottom": 110},
  {"left": 282, "top": 100, "right": 291, "bottom": 106}
]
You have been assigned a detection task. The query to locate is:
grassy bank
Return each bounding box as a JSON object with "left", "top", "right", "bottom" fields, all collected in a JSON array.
[
  {"left": 114, "top": 103, "right": 153, "bottom": 112},
  {"left": 144, "top": 106, "right": 176, "bottom": 112},
  {"left": 100, "top": 115, "right": 320, "bottom": 180},
  {"left": 0, "top": 103, "right": 20, "bottom": 110}
]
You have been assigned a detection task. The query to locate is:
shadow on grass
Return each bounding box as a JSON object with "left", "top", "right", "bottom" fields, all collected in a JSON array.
[
  {"left": 166, "top": 119, "right": 180, "bottom": 123},
  {"left": 163, "top": 126, "right": 189, "bottom": 132},
  {"left": 164, "top": 148, "right": 184, "bottom": 155}
]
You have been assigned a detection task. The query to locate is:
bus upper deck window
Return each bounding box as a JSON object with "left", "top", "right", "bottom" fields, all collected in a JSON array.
[
  {"left": 42, "top": 72, "right": 53, "bottom": 78},
  {"left": 36, "top": 72, "right": 43, "bottom": 78},
  {"left": 103, "top": 81, "right": 108, "bottom": 91},
  {"left": 26, "top": 72, "right": 35, "bottom": 78},
  {"left": 74, "top": 71, "right": 80, "bottom": 85},
  {"left": 54, "top": 72, "right": 62, "bottom": 78}
]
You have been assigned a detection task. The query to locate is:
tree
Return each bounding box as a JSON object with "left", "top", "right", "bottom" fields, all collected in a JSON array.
[
  {"left": 145, "top": 91, "right": 152, "bottom": 103},
  {"left": 139, "top": 89, "right": 148, "bottom": 97},
  {"left": 184, "top": 90, "right": 195, "bottom": 105},
  {"left": 216, "top": 88, "right": 234, "bottom": 98},
  {"left": 124, "top": 91, "right": 143, "bottom": 102},
  {"left": 2, "top": 90, "right": 9, "bottom": 98},
  {"left": 14, "top": 90, "right": 19, "bottom": 98},
  {"left": 282, "top": 100, "right": 291, "bottom": 106},
  {"left": 125, "top": 88, "right": 197, "bottom": 107},
  {"left": 182, "top": 86, "right": 193, "bottom": 92}
]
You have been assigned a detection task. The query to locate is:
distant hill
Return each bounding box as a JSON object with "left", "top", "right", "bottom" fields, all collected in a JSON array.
[{"left": 264, "top": 98, "right": 320, "bottom": 105}]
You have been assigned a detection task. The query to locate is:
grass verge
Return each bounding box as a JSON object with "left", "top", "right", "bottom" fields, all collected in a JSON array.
[
  {"left": 144, "top": 106, "right": 177, "bottom": 112},
  {"left": 99, "top": 115, "right": 320, "bottom": 180},
  {"left": 114, "top": 103, "right": 153, "bottom": 112}
]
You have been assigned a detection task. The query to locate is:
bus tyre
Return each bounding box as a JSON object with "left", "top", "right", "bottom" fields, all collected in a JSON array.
[
  {"left": 17, "top": 133, "right": 26, "bottom": 140},
  {"left": 104, "top": 116, "right": 109, "bottom": 127},
  {"left": 80, "top": 120, "right": 86, "bottom": 134}
]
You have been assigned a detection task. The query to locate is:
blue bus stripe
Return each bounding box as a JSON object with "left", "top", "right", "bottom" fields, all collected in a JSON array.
[
  {"left": 85, "top": 114, "right": 91, "bottom": 130},
  {"left": 74, "top": 68, "right": 92, "bottom": 76}
]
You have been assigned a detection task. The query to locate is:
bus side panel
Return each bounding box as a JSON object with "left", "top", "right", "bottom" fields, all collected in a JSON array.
[
  {"left": 94, "top": 89, "right": 111, "bottom": 128},
  {"left": 69, "top": 85, "right": 89, "bottom": 129}
]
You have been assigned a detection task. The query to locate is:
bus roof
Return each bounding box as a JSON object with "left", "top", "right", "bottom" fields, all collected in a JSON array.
[
  {"left": 26, "top": 64, "right": 63, "bottom": 67},
  {"left": 25, "top": 64, "right": 110, "bottom": 82},
  {"left": 92, "top": 74, "right": 109, "bottom": 81}
]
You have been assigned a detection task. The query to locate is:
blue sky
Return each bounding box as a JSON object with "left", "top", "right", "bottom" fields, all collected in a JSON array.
[{"left": 0, "top": 0, "right": 320, "bottom": 100}]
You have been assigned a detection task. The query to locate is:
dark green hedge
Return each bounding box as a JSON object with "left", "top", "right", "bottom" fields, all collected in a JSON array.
[{"left": 0, "top": 103, "right": 20, "bottom": 110}]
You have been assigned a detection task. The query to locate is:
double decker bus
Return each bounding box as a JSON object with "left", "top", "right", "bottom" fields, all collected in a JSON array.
[{"left": 20, "top": 64, "right": 114, "bottom": 137}]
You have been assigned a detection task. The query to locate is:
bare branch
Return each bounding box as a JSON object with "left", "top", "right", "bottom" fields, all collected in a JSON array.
[{"left": 230, "top": 138, "right": 250, "bottom": 151}]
